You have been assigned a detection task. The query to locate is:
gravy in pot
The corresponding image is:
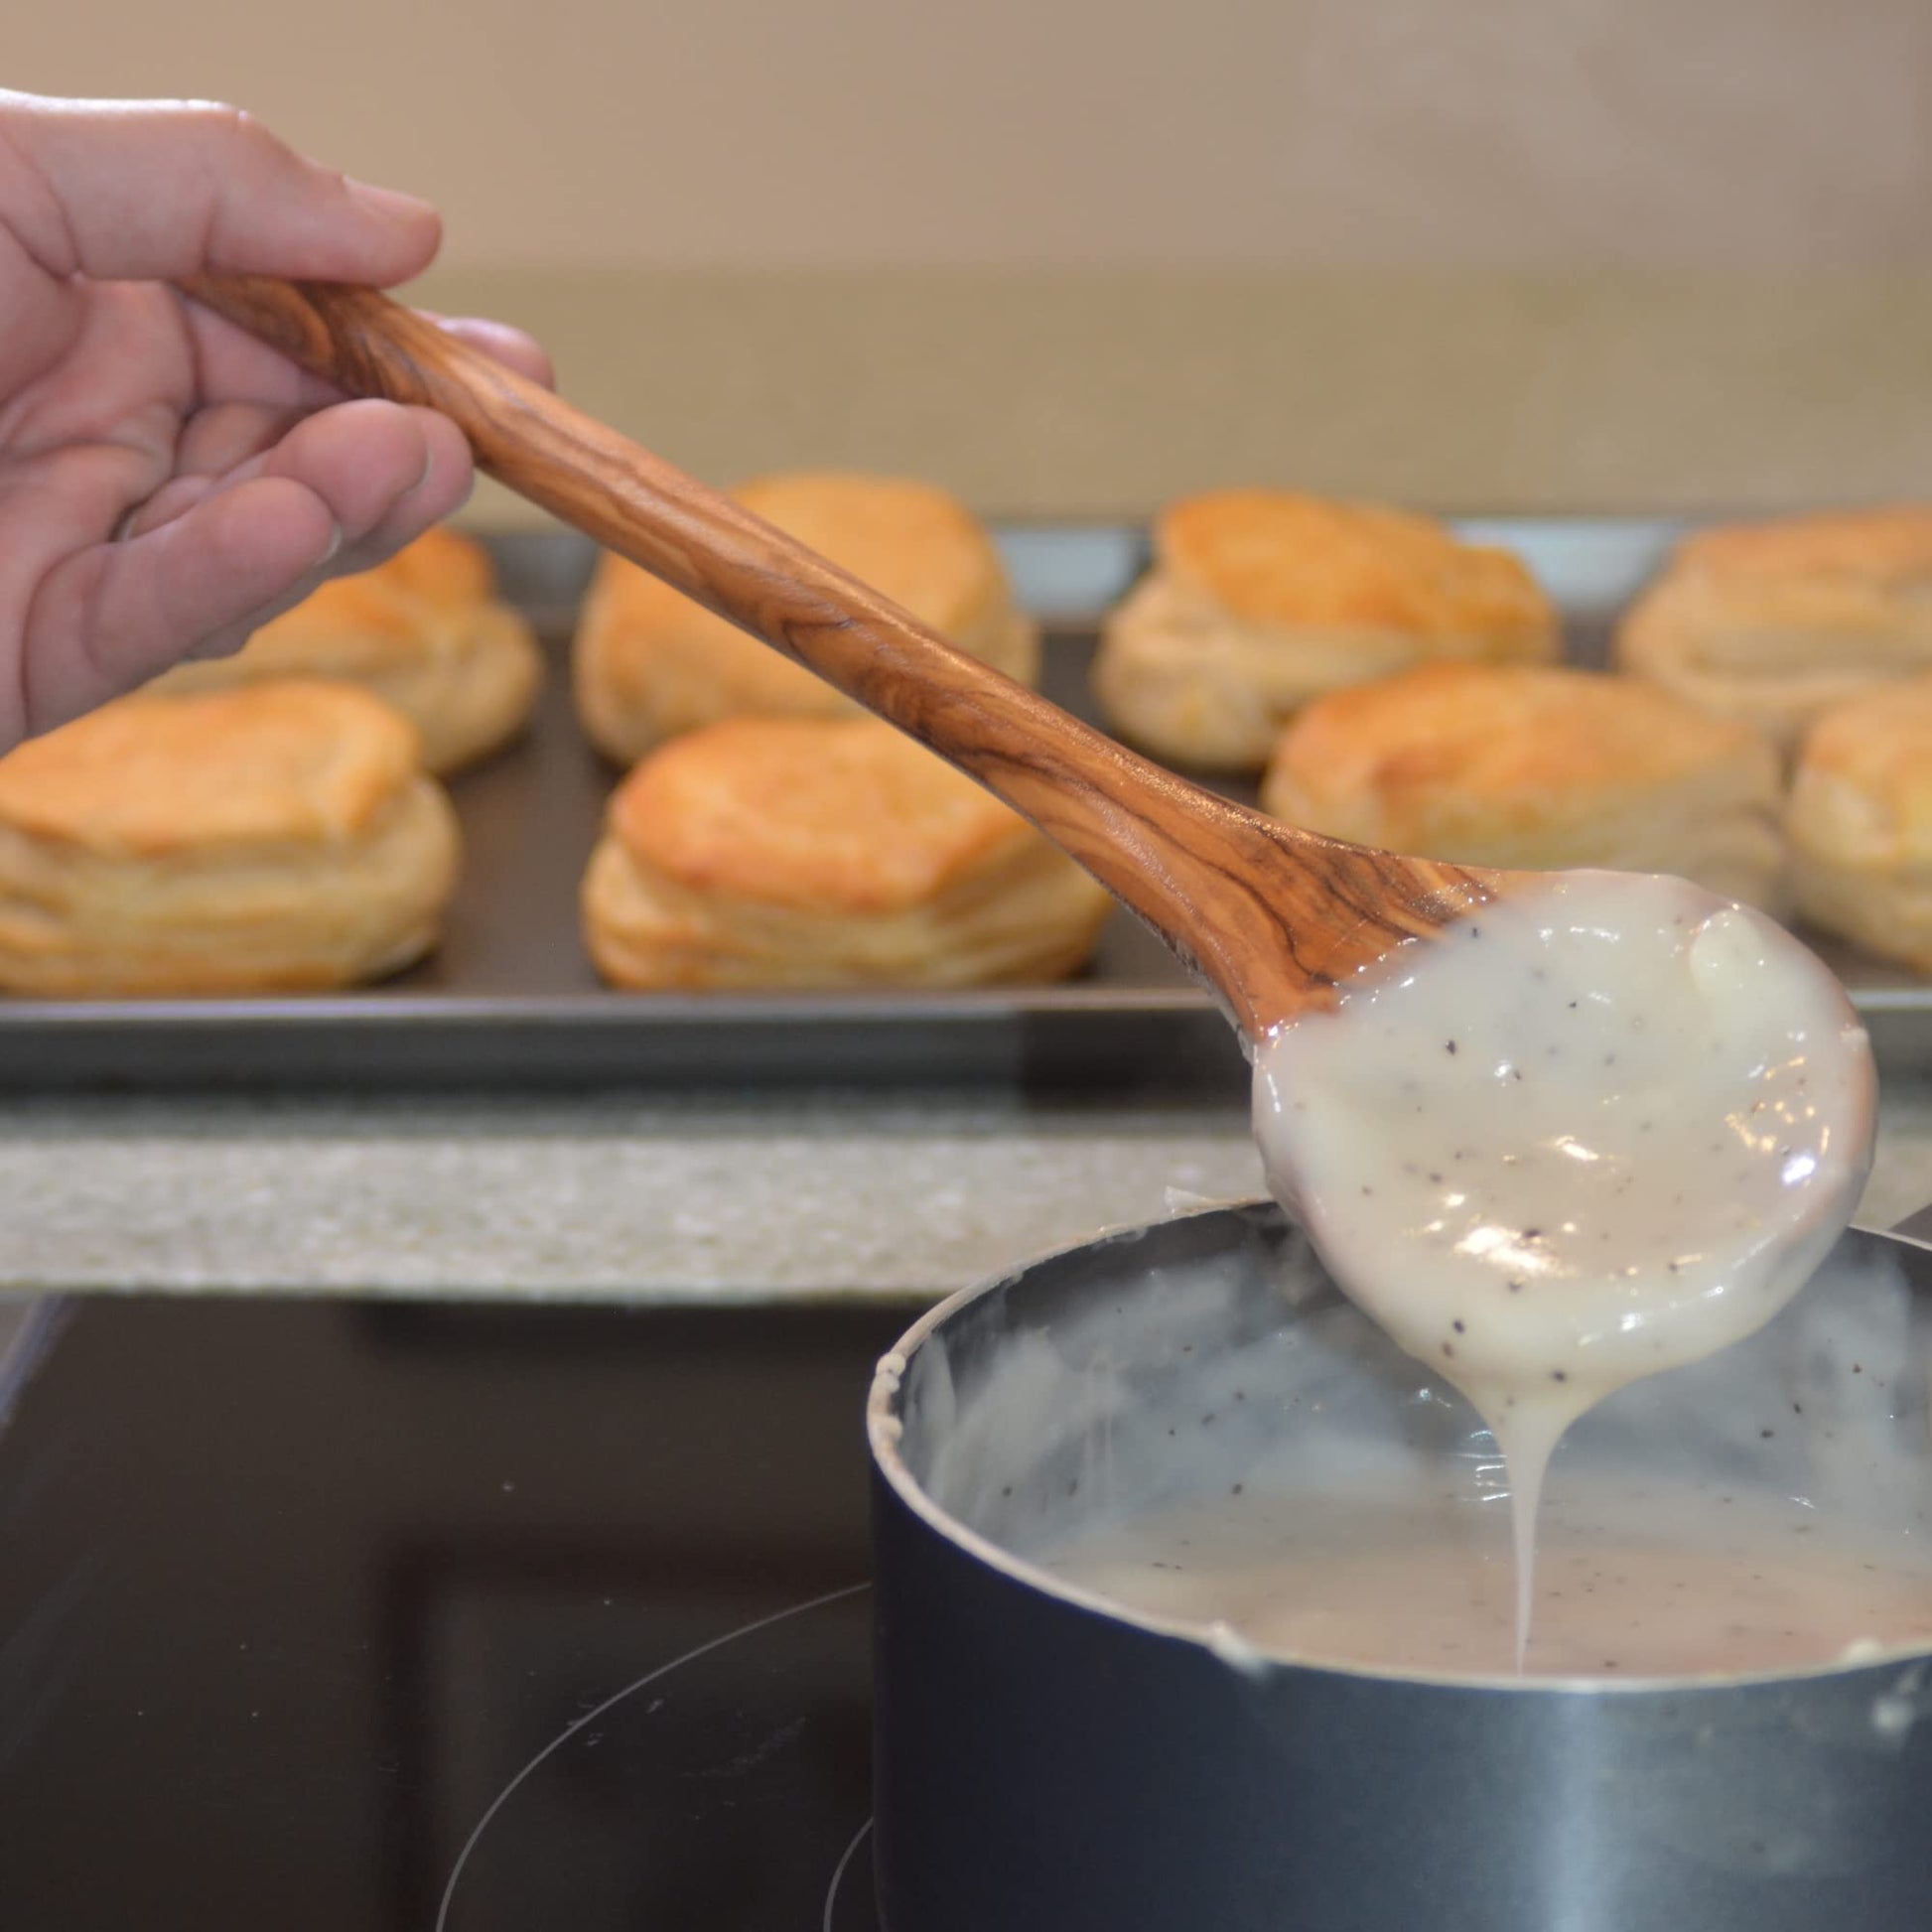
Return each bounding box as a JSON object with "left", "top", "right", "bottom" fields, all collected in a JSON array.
[{"left": 1049, "top": 1470, "right": 1932, "bottom": 1681}]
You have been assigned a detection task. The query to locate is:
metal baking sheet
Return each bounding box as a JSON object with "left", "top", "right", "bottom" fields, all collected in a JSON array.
[{"left": 2, "top": 519, "right": 1926, "bottom": 1089}]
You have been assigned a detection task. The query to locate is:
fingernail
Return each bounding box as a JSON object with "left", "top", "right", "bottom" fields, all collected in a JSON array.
[
  {"left": 344, "top": 177, "right": 439, "bottom": 229},
  {"left": 315, "top": 520, "right": 345, "bottom": 568}
]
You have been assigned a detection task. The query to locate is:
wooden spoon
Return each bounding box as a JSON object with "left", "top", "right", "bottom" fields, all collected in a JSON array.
[{"left": 177, "top": 275, "right": 1498, "bottom": 1037}]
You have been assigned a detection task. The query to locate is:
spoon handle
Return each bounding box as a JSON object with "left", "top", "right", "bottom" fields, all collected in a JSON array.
[{"left": 177, "top": 275, "right": 1484, "bottom": 1032}]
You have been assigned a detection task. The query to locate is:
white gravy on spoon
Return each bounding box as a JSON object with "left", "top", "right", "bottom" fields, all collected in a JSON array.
[{"left": 1250, "top": 870, "right": 1877, "bottom": 1661}]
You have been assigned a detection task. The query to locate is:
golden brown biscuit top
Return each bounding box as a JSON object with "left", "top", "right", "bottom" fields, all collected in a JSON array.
[
  {"left": 0, "top": 683, "right": 423, "bottom": 855},
  {"left": 609, "top": 717, "right": 1035, "bottom": 913},
  {"left": 595, "top": 471, "right": 1007, "bottom": 637},
  {"left": 1274, "top": 662, "right": 1770, "bottom": 835},
  {"left": 1155, "top": 489, "right": 1553, "bottom": 640},
  {"left": 1797, "top": 675, "right": 1932, "bottom": 835},
  {"left": 246, "top": 526, "right": 499, "bottom": 656},
  {"left": 372, "top": 524, "right": 496, "bottom": 607},
  {"left": 1666, "top": 506, "right": 1932, "bottom": 588}
]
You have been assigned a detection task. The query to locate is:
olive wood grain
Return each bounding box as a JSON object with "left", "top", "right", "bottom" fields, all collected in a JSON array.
[{"left": 177, "top": 273, "right": 1500, "bottom": 1036}]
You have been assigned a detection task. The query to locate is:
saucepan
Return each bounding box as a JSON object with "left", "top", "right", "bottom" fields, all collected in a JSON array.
[{"left": 867, "top": 1201, "right": 1932, "bottom": 1932}]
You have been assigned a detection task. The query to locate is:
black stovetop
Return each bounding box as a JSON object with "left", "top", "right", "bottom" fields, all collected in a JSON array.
[{"left": 0, "top": 1292, "right": 917, "bottom": 1931}]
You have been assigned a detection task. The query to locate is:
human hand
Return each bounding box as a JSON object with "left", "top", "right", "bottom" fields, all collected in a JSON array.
[{"left": 0, "top": 90, "right": 552, "bottom": 748}]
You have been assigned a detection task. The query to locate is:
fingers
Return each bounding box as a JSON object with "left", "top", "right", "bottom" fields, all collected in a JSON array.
[
  {"left": 126, "top": 395, "right": 464, "bottom": 540},
  {"left": 224, "top": 398, "right": 475, "bottom": 551},
  {"left": 175, "top": 400, "right": 305, "bottom": 480},
  {"left": 181, "top": 301, "right": 348, "bottom": 414},
  {"left": 114, "top": 402, "right": 304, "bottom": 539},
  {"left": 20, "top": 476, "right": 339, "bottom": 731},
  {"left": 0, "top": 90, "right": 440, "bottom": 285},
  {"left": 282, "top": 403, "right": 474, "bottom": 567},
  {"left": 111, "top": 397, "right": 301, "bottom": 540},
  {"left": 17, "top": 399, "right": 475, "bottom": 734}
]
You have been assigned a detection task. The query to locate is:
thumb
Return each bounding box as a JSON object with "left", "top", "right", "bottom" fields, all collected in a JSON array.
[{"left": 0, "top": 89, "right": 441, "bottom": 286}]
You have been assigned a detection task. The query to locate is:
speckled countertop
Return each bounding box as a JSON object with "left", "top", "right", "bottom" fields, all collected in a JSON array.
[{"left": 2, "top": 1080, "right": 1928, "bottom": 1302}]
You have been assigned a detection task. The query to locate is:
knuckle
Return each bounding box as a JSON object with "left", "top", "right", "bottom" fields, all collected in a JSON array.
[
  {"left": 183, "top": 100, "right": 276, "bottom": 159},
  {"left": 173, "top": 98, "right": 242, "bottom": 132},
  {"left": 225, "top": 105, "right": 272, "bottom": 154}
]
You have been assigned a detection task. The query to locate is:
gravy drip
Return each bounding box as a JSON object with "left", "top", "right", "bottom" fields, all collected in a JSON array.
[{"left": 1251, "top": 872, "right": 1876, "bottom": 1661}]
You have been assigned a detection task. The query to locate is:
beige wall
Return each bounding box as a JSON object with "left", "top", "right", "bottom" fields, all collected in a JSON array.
[
  {"left": 13, "top": 0, "right": 1932, "bottom": 271},
  {"left": 18, "top": 4, "right": 1932, "bottom": 517}
]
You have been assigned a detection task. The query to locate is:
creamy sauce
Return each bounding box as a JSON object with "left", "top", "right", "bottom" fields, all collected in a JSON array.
[
  {"left": 1048, "top": 1470, "right": 1932, "bottom": 1680},
  {"left": 1251, "top": 872, "right": 1876, "bottom": 1660}
]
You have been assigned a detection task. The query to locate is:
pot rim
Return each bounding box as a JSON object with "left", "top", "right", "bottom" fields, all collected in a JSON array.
[{"left": 868, "top": 1199, "right": 1932, "bottom": 1701}]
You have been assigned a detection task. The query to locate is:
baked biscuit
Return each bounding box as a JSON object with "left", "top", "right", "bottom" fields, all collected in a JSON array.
[
  {"left": 582, "top": 716, "right": 1111, "bottom": 988},
  {"left": 574, "top": 472, "right": 1040, "bottom": 763},
  {"left": 1260, "top": 661, "right": 1783, "bottom": 907},
  {"left": 1094, "top": 489, "right": 1559, "bottom": 770},
  {"left": 152, "top": 527, "right": 541, "bottom": 774},
  {"left": 1787, "top": 674, "right": 1932, "bottom": 972},
  {"left": 1615, "top": 506, "right": 1932, "bottom": 755},
  {"left": 0, "top": 683, "right": 460, "bottom": 995}
]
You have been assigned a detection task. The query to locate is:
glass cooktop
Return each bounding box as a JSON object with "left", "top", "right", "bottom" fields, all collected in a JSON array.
[{"left": 0, "top": 1292, "right": 914, "bottom": 1930}]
